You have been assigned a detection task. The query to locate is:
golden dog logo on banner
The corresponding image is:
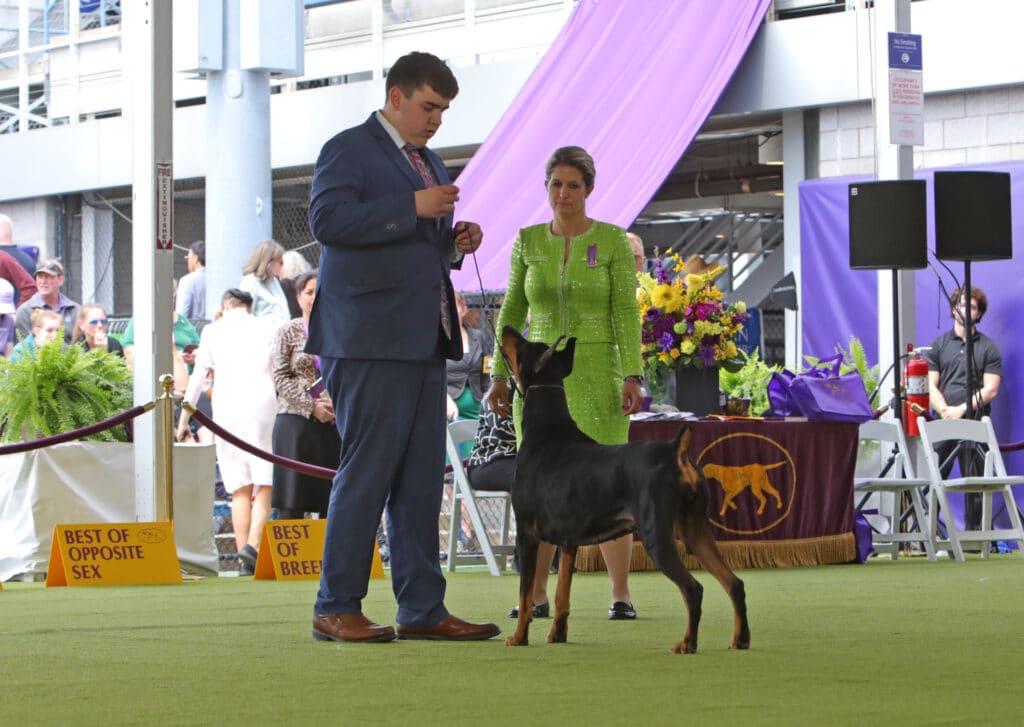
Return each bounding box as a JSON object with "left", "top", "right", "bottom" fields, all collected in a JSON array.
[{"left": 697, "top": 433, "right": 796, "bottom": 535}]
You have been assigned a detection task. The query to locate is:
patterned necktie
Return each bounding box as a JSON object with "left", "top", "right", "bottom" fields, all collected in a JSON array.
[
  {"left": 404, "top": 144, "right": 451, "bottom": 339},
  {"left": 404, "top": 144, "right": 435, "bottom": 187}
]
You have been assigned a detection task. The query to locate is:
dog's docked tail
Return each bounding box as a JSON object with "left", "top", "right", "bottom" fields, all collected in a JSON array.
[{"left": 673, "top": 425, "right": 702, "bottom": 491}]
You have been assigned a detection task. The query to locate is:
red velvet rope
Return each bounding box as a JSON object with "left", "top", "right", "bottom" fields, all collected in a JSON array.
[
  {"left": 1001, "top": 441, "right": 1024, "bottom": 453},
  {"left": 187, "top": 406, "right": 337, "bottom": 481},
  {"left": 0, "top": 403, "right": 154, "bottom": 456}
]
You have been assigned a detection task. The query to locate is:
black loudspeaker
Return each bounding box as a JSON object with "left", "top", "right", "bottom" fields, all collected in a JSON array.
[
  {"left": 934, "top": 171, "right": 1012, "bottom": 261},
  {"left": 848, "top": 180, "right": 927, "bottom": 269}
]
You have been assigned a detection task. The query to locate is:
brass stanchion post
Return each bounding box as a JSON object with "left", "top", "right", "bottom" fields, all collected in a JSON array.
[{"left": 158, "top": 374, "right": 175, "bottom": 522}]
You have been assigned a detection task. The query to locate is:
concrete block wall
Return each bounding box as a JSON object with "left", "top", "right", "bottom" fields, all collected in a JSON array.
[{"left": 818, "top": 84, "right": 1024, "bottom": 178}]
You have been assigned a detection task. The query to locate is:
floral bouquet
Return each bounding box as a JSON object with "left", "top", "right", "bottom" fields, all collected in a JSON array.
[{"left": 636, "top": 251, "right": 750, "bottom": 392}]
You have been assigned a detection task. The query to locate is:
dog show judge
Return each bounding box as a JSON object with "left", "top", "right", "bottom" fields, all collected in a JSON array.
[
  {"left": 487, "top": 145, "right": 645, "bottom": 621},
  {"left": 305, "top": 51, "right": 497, "bottom": 643}
]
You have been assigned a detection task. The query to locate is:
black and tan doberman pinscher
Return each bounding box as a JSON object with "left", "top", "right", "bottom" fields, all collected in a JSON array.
[{"left": 501, "top": 326, "right": 750, "bottom": 654}]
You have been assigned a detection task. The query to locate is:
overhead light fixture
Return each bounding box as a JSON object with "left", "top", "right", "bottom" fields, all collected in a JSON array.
[{"left": 758, "top": 133, "right": 783, "bottom": 165}]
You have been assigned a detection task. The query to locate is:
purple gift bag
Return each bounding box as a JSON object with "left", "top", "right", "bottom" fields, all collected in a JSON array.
[{"left": 767, "top": 354, "right": 872, "bottom": 423}]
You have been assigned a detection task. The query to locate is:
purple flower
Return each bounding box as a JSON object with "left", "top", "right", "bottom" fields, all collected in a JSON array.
[
  {"left": 653, "top": 259, "right": 673, "bottom": 286},
  {"left": 699, "top": 344, "right": 717, "bottom": 367},
  {"left": 657, "top": 331, "right": 676, "bottom": 352}
]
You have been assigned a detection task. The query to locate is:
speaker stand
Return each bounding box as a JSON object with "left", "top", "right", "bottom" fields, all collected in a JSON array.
[
  {"left": 962, "top": 260, "right": 978, "bottom": 421},
  {"left": 889, "top": 268, "right": 904, "bottom": 424}
]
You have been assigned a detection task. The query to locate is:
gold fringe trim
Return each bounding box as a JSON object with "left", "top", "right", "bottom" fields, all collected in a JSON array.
[{"left": 574, "top": 534, "right": 857, "bottom": 572}]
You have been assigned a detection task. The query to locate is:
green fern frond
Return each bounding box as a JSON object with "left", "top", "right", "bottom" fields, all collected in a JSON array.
[{"left": 0, "top": 337, "right": 133, "bottom": 443}]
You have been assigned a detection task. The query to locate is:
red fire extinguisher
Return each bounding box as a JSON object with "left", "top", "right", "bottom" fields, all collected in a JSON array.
[{"left": 903, "top": 344, "right": 930, "bottom": 436}]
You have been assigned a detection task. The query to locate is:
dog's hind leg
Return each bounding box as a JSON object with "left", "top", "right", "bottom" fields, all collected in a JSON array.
[
  {"left": 641, "top": 526, "right": 703, "bottom": 654},
  {"left": 506, "top": 533, "right": 539, "bottom": 647},
  {"left": 547, "top": 545, "right": 576, "bottom": 643},
  {"left": 681, "top": 519, "right": 750, "bottom": 650}
]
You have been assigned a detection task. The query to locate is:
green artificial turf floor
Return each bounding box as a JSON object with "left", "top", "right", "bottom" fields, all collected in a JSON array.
[{"left": 3, "top": 556, "right": 1023, "bottom": 726}]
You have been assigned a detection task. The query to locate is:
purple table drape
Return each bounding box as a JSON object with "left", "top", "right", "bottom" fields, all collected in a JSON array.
[
  {"left": 451, "top": 0, "right": 771, "bottom": 291},
  {"left": 574, "top": 418, "right": 858, "bottom": 570}
]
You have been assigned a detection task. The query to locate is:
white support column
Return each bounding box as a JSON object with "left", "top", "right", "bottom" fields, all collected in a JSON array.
[
  {"left": 204, "top": 0, "right": 274, "bottom": 318},
  {"left": 782, "top": 109, "right": 805, "bottom": 371},
  {"left": 873, "top": 0, "right": 915, "bottom": 415},
  {"left": 127, "top": 0, "right": 175, "bottom": 522},
  {"left": 17, "top": 0, "right": 28, "bottom": 134}
]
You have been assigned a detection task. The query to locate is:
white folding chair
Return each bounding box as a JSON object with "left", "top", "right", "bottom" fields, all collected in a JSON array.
[
  {"left": 444, "top": 419, "right": 515, "bottom": 576},
  {"left": 918, "top": 416, "right": 1024, "bottom": 562},
  {"left": 854, "top": 419, "right": 936, "bottom": 561}
]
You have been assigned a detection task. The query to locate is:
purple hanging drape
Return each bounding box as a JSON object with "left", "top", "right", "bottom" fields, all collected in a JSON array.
[{"left": 451, "top": 0, "right": 772, "bottom": 290}]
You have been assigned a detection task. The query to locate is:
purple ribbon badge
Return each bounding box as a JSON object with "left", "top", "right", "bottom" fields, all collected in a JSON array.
[{"left": 587, "top": 243, "right": 597, "bottom": 268}]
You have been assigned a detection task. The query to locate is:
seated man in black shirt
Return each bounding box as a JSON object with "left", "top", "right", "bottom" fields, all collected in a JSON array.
[{"left": 925, "top": 284, "right": 1003, "bottom": 530}]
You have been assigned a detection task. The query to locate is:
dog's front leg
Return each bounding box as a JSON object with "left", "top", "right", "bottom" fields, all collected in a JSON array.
[
  {"left": 546, "top": 545, "right": 576, "bottom": 643},
  {"left": 506, "top": 535, "right": 539, "bottom": 647}
]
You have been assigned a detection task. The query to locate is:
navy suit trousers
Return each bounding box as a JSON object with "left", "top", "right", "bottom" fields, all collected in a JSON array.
[{"left": 314, "top": 355, "right": 450, "bottom": 627}]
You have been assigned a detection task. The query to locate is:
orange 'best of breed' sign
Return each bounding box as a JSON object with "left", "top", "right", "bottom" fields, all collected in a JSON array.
[
  {"left": 46, "top": 522, "right": 181, "bottom": 587},
  {"left": 255, "top": 519, "right": 385, "bottom": 581}
]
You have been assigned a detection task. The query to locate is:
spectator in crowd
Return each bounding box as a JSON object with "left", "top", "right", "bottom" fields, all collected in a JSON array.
[
  {"left": 306, "top": 50, "right": 495, "bottom": 643},
  {"left": 446, "top": 291, "right": 487, "bottom": 423},
  {"left": 0, "top": 248, "right": 36, "bottom": 307},
  {"left": 486, "top": 145, "right": 644, "bottom": 621},
  {"left": 926, "top": 284, "right": 1003, "bottom": 531},
  {"left": 176, "top": 288, "right": 277, "bottom": 576},
  {"left": 121, "top": 279, "right": 201, "bottom": 370},
  {"left": 279, "top": 250, "right": 312, "bottom": 320},
  {"left": 270, "top": 269, "right": 339, "bottom": 520},
  {"left": 73, "top": 303, "right": 124, "bottom": 357},
  {"left": 627, "top": 231, "right": 646, "bottom": 273},
  {"left": 14, "top": 259, "right": 80, "bottom": 343},
  {"left": 0, "top": 213, "right": 36, "bottom": 277},
  {"left": 0, "top": 279, "right": 16, "bottom": 357},
  {"left": 239, "top": 239, "right": 290, "bottom": 324},
  {"left": 10, "top": 308, "right": 64, "bottom": 362},
  {"left": 176, "top": 240, "right": 207, "bottom": 321}
]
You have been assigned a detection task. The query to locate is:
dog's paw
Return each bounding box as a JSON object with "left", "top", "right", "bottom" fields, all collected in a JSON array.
[
  {"left": 670, "top": 639, "right": 698, "bottom": 654},
  {"left": 505, "top": 634, "right": 529, "bottom": 647},
  {"left": 729, "top": 639, "right": 751, "bottom": 650},
  {"left": 546, "top": 612, "right": 569, "bottom": 643}
]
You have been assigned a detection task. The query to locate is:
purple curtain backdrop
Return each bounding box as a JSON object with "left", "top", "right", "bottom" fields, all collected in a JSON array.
[
  {"left": 451, "top": 0, "right": 771, "bottom": 290},
  {"left": 799, "top": 162, "right": 1024, "bottom": 527}
]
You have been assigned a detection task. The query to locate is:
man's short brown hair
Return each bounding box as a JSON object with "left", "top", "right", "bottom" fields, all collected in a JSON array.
[{"left": 385, "top": 51, "right": 458, "bottom": 102}]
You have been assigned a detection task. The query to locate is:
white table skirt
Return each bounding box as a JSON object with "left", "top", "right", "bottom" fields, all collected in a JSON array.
[{"left": 0, "top": 441, "right": 219, "bottom": 581}]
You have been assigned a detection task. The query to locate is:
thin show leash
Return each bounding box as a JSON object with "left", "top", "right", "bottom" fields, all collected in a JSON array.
[{"left": 465, "top": 242, "right": 523, "bottom": 401}]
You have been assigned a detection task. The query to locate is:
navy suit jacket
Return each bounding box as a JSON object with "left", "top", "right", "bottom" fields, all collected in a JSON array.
[{"left": 306, "top": 113, "right": 463, "bottom": 362}]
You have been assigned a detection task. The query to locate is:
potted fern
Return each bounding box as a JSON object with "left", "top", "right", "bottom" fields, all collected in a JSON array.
[
  {"left": 718, "top": 348, "right": 781, "bottom": 416},
  {"left": 0, "top": 334, "right": 133, "bottom": 442}
]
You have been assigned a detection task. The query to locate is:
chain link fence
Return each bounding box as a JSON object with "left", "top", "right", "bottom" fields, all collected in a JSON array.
[{"left": 58, "top": 171, "right": 318, "bottom": 317}]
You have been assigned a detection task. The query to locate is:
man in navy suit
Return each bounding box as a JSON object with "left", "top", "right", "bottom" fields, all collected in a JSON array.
[{"left": 307, "top": 51, "right": 498, "bottom": 643}]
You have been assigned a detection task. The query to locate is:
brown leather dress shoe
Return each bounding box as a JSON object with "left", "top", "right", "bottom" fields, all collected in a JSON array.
[
  {"left": 312, "top": 613, "right": 397, "bottom": 643},
  {"left": 396, "top": 614, "right": 500, "bottom": 641}
]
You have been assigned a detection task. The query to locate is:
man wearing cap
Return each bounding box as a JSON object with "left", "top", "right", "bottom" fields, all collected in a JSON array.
[{"left": 14, "top": 259, "right": 81, "bottom": 342}]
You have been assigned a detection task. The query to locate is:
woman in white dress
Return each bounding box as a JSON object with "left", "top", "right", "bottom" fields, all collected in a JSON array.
[
  {"left": 238, "top": 239, "right": 290, "bottom": 324},
  {"left": 176, "top": 288, "right": 278, "bottom": 575}
]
